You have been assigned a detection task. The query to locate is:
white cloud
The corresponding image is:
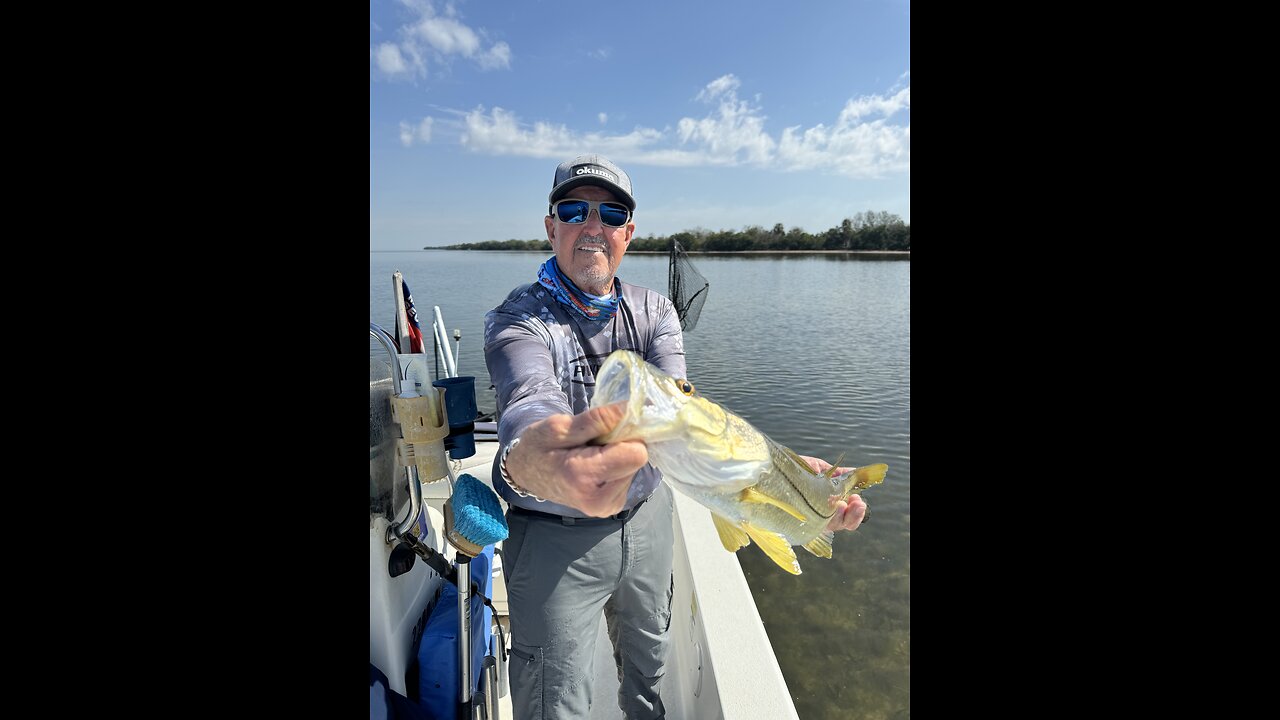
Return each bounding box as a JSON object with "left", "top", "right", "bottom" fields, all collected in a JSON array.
[
  {"left": 598, "top": 113, "right": 608, "bottom": 125},
  {"left": 461, "top": 106, "right": 675, "bottom": 161},
  {"left": 478, "top": 41, "right": 511, "bottom": 70},
  {"left": 399, "top": 117, "right": 435, "bottom": 147},
  {"left": 678, "top": 74, "right": 775, "bottom": 164},
  {"left": 413, "top": 16, "right": 479, "bottom": 55},
  {"left": 838, "top": 87, "right": 910, "bottom": 124},
  {"left": 458, "top": 72, "right": 909, "bottom": 179},
  {"left": 373, "top": 43, "right": 409, "bottom": 75},
  {"left": 372, "top": 1, "right": 510, "bottom": 79},
  {"left": 775, "top": 86, "right": 910, "bottom": 177},
  {"left": 697, "top": 74, "right": 741, "bottom": 102}
]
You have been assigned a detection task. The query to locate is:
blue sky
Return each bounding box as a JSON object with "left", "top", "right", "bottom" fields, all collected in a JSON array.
[{"left": 370, "top": 0, "right": 910, "bottom": 250}]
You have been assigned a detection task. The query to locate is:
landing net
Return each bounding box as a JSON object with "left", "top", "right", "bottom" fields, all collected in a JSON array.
[{"left": 668, "top": 240, "right": 709, "bottom": 332}]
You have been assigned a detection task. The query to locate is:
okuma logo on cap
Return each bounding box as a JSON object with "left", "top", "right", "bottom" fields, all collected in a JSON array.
[{"left": 574, "top": 165, "right": 618, "bottom": 184}]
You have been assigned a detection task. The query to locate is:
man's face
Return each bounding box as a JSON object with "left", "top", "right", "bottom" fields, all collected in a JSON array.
[{"left": 545, "top": 185, "right": 634, "bottom": 296}]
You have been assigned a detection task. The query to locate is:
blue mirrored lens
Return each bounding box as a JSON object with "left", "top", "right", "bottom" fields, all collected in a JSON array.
[
  {"left": 555, "top": 200, "right": 630, "bottom": 226},
  {"left": 556, "top": 200, "right": 589, "bottom": 223},
  {"left": 598, "top": 203, "right": 629, "bottom": 226}
]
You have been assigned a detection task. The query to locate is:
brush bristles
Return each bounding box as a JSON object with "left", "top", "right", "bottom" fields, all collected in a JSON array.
[{"left": 444, "top": 473, "right": 509, "bottom": 556}]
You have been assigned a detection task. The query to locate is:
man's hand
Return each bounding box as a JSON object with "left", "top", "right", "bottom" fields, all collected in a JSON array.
[
  {"left": 504, "top": 401, "right": 648, "bottom": 517},
  {"left": 798, "top": 455, "right": 869, "bottom": 533}
]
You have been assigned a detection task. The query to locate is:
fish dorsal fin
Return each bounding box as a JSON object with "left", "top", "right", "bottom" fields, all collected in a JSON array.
[
  {"left": 780, "top": 445, "right": 813, "bottom": 470},
  {"left": 741, "top": 522, "right": 802, "bottom": 575},
  {"left": 710, "top": 513, "right": 751, "bottom": 552},
  {"left": 803, "top": 530, "right": 835, "bottom": 559},
  {"left": 821, "top": 453, "right": 848, "bottom": 479},
  {"left": 738, "top": 486, "right": 808, "bottom": 522}
]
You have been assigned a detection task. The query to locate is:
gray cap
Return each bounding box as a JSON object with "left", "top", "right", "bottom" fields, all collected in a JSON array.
[{"left": 548, "top": 154, "right": 636, "bottom": 211}]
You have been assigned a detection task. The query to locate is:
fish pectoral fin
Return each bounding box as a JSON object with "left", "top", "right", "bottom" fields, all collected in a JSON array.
[
  {"left": 710, "top": 513, "right": 751, "bottom": 552},
  {"left": 742, "top": 522, "right": 802, "bottom": 575},
  {"left": 738, "top": 486, "right": 808, "bottom": 522},
  {"left": 803, "top": 530, "right": 835, "bottom": 559}
]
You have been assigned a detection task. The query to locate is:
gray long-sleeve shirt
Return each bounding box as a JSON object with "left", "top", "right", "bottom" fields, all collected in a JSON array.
[{"left": 483, "top": 276, "right": 686, "bottom": 516}]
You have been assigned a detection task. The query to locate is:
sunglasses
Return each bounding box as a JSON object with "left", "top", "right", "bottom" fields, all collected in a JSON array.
[{"left": 551, "top": 199, "right": 632, "bottom": 228}]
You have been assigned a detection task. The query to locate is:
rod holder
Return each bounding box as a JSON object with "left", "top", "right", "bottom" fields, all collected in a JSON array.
[
  {"left": 392, "top": 387, "right": 450, "bottom": 483},
  {"left": 433, "top": 376, "right": 478, "bottom": 460}
]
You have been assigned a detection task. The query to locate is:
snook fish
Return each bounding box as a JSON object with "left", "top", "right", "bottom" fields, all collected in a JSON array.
[{"left": 590, "top": 349, "right": 887, "bottom": 574}]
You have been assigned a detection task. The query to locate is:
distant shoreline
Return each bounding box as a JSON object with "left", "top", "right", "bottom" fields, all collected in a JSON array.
[
  {"left": 632, "top": 249, "right": 909, "bottom": 255},
  {"left": 406, "top": 248, "right": 910, "bottom": 256}
]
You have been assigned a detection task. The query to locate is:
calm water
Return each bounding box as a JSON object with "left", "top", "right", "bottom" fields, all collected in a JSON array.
[{"left": 371, "top": 249, "right": 910, "bottom": 720}]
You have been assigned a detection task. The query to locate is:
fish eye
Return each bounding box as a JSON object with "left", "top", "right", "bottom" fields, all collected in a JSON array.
[{"left": 675, "top": 379, "right": 695, "bottom": 396}]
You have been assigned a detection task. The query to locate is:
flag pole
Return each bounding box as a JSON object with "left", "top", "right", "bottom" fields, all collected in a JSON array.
[{"left": 392, "top": 270, "right": 411, "bottom": 353}]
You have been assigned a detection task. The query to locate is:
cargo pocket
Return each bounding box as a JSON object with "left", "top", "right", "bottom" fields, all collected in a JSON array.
[{"left": 508, "top": 641, "right": 544, "bottom": 719}]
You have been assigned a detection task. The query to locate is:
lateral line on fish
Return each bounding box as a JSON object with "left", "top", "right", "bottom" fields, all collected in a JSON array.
[
  {"left": 778, "top": 470, "right": 835, "bottom": 520},
  {"left": 776, "top": 445, "right": 839, "bottom": 519}
]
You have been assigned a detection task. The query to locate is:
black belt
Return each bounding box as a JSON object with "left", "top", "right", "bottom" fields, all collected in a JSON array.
[{"left": 509, "top": 495, "right": 649, "bottom": 525}]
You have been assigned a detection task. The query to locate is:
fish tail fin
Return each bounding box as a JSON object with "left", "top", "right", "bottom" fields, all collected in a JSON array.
[
  {"left": 742, "top": 522, "right": 802, "bottom": 575},
  {"left": 710, "top": 513, "right": 751, "bottom": 552},
  {"left": 838, "top": 463, "right": 888, "bottom": 495},
  {"left": 803, "top": 530, "right": 835, "bottom": 558}
]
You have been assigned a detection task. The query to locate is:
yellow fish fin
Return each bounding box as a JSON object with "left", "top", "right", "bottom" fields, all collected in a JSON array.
[
  {"left": 780, "top": 445, "right": 812, "bottom": 469},
  {"left": 710, "top": 513, "right": 751, "bottom": 552},
  {"left": 803, "top": 530, "right": 835, "bottom": 558},
  {"left": 841, "top": 463, "right": 889, "bottom": 494},
  {"left": 738, "top": 486, "right": 808, "bottom": 522},
  {"left": 742, "top": 522, "right": 802, "bottom": 575}
]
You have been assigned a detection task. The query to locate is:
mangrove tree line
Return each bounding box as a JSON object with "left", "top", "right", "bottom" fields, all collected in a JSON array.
[{"left": 432, "top": 211, "right": 909, "bottom": 252}]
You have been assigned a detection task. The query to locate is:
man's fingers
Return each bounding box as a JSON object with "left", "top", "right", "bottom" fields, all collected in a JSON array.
[
  {"left": 542, "top": 402, "right": 629, "bottom": 448},
  {"left": 567, "top": 439, "right": 648, "bottom": 481},
  {"left": 579, "top": 401, "right": 630, "bottom": 443},
  {"left": 577, "top": 474, "right": 634, "bottom": 517},
  {"left": 512, "top": 407, "right": 645, "bottom": 516},
  {"left": 827, "top": 494, "right": 868, "bottom": 532}
]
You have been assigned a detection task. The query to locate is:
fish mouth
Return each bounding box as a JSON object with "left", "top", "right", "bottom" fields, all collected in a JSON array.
[
  {"left": 592, "top": 350, "right": 681, "bottom": 443},
  {"left": 594, "top": 351, "right": 637, "bottom": 409},
  {"left": 593, "top": 351, "right": 645, "bottom": 443}
]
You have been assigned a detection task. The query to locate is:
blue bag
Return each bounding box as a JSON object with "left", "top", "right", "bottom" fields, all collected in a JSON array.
[{"left": 413, "top": 546, "right": 495, "bottom": 717}]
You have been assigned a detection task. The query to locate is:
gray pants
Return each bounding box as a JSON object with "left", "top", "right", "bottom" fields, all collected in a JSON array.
[{"left": 503, "top": 482, "right": 674, "bottom": 720}]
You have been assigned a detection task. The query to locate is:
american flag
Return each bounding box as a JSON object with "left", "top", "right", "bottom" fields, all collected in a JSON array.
[{"left": 401, "top": 279, "right": 425, "bottom": 354}]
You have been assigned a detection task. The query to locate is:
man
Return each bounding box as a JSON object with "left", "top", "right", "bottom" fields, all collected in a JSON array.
[{"left": 484, "top": 154, "right": 866, "bottom": 719}]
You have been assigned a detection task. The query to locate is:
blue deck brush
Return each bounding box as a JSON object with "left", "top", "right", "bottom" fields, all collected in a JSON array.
[
  {"left": 442, "top": 472, "right": 509, "bottom": 713},
  {"left": 444, "top": 473, "right": 509, "bottom": 558}
]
